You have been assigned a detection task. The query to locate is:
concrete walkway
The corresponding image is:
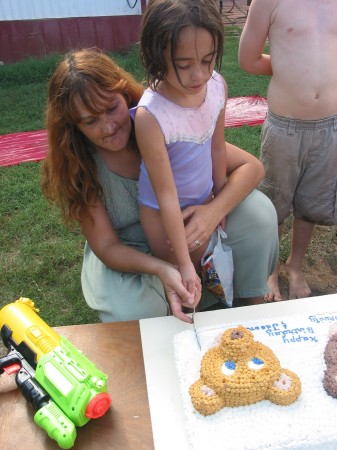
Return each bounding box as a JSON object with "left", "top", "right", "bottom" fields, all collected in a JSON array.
[{"left": 220, "top": 0, "right": 249, "bottom": 27}]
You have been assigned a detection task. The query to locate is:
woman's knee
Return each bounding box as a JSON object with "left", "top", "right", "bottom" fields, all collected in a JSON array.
[{"left": 225, "top": 190, "right": 278, "bottom": 257}]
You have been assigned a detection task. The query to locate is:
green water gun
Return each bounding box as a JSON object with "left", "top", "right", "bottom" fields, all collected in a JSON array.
[{"left": 0, "top": 298, "right": 111, "bottom": 449}]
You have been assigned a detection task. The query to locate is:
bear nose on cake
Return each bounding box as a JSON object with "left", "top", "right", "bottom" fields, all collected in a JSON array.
[{"left": 230, "top": 330, "right": 244, "bottom": 340}]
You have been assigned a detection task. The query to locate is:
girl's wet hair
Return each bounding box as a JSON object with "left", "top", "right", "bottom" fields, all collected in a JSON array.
[{"left": 140, "top": 0, "right": 224, "bottom": 89}]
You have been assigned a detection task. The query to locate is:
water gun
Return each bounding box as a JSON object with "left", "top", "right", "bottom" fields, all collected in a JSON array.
[{"left": 0, "top": 297, "right": 111, "bottom": 449}]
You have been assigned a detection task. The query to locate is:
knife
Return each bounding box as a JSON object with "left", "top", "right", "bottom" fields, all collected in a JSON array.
[{"left": 192, "top": 307, "right": 201, "bottom": 349}]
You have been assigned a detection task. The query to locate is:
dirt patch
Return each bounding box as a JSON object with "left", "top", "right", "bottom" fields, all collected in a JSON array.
[{"left": 278, "top": 223, "right": 337, "bottom": 299}]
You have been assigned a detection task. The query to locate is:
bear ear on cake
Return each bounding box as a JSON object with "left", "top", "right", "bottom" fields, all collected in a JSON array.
[
  {"left": 323, "top": 324, "right": 337, "bottom": 399},
  {"left": 266, "top": 368, "right": 302, "bottom": 406}
]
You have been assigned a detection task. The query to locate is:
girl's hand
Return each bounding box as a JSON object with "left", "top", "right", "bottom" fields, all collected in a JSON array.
[
  {"left": 179, "top": 262, "right": 201, "bottom": 305},
  {"left": 158, "top": 263, "right": 201, "bottom": 323}
]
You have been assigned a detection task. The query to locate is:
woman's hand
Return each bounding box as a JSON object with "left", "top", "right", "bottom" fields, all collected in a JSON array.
[
  {"left": 158, "top": 262, "right": 201, "bottom": 324},
  {"left": 182, "top": 141, "right": 265, "bottom": 254},
  {"left": 182, "top": 203, "right": 223, "bottom": 253}
]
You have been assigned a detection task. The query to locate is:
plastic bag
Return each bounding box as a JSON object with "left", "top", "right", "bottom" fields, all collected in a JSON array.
[{"left": 201, "top": 226, "right": 234, "bottom": 307}]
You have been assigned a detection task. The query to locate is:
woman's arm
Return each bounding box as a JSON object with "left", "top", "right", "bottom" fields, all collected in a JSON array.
[
  {"left": 81, "top": 199, "right": 200, "bottom": 323},
  {"left": 182, "top": 141, "right": 265, "bottom": 251},
  {"left": 134, "top": 107, "right": 199, "bottom": 295}
]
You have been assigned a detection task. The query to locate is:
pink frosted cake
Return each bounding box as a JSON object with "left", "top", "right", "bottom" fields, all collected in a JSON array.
[{"left": 323, "top": 322, "right": 337, "bottom": 398}]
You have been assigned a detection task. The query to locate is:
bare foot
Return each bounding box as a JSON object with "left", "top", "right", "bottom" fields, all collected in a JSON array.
[
  {"left": 264, "top": 261, "right": 283, "bottom": 302},
  {"left": 286, "top": 264, "right": 312, "bottom": 299}
]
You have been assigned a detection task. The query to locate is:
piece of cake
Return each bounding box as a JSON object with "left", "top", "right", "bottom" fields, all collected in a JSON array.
[
  {"left": 323, "top": 322, "right": 337, "bottom": 398},
  {"left": 189, "top": 325, "right": 301, "bottom": 415}
]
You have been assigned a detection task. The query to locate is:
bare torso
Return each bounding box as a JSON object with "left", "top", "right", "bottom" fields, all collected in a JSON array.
[{"left": 268, "top": 0, "right": 337, "bottom": 119}]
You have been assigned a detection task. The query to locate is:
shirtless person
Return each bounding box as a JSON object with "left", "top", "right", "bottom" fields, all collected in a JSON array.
[{"left": 239, "top": 0, "right": 337, "bottom": 301}]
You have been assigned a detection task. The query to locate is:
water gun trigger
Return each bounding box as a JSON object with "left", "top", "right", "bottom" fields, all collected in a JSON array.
[{"left": 3, "top": 363, "right": 21, "bottom": 375}]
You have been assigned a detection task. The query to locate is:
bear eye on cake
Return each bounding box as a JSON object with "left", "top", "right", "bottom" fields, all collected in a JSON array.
[{"left": 189, "top": 325, "right": 302, "bottom": 416}]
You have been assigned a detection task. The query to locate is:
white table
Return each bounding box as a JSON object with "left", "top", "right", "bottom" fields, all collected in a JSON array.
[{"left": 139, "top": 294, "right": 337, "bottom": 449}]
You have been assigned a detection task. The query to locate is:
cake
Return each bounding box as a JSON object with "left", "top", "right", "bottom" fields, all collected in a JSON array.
[
  {"left": 174, "top": 313, "right": 337, "bottom": 450},
  {"left": 323, "top": 322, "right": 337, "bottom": 398},
  {"left": 189, "top": 325, "right": 301, "bottom": 415}
]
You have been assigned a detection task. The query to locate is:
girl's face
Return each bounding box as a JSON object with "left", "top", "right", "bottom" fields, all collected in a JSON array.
[
  {"left": 75, "top": 92, "right": 131, "bottom": 153},
  {"left": 163, "top": 26, "right": 217, "bottom": 99}
]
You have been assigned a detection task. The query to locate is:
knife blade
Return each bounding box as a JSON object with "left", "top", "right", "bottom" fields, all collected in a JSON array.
[{"left": 192, "top": 307, "right": 201, "bottom": 349}]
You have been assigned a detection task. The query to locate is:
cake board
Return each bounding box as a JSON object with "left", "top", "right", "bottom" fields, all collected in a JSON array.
[{"left": 139, "top": 294, "right": 337, "bottom": 450}]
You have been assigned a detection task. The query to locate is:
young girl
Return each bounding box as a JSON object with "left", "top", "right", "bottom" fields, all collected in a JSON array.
[{"left": 132, "top": 0, "right": 228, "bottom": 298}]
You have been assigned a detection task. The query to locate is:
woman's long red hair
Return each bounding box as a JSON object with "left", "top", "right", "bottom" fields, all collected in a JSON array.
[{"left": 41, "top": 48, "right": 143, "bottom": 225}]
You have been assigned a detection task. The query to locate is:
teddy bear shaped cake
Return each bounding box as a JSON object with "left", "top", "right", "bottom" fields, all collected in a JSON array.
[
  {"left": 189, "top": 325, "right": 301, "bottom": 415},
  {"left": 323, "top": 323, "right": 337, "bottom": 398}
]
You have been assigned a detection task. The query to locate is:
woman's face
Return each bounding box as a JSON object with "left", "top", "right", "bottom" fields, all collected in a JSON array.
[{"left": 75, "top": 92, "right": 132, "bottom": 153}]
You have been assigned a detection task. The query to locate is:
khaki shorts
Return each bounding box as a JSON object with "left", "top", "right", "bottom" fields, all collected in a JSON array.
[{"left": 259, "top": 111, "right": 337, "bottom": 225}]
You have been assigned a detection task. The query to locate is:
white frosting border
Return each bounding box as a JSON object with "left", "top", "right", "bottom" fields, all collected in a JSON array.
[{"left": 174, "top": 314, "right": 337, "bottom": 450}]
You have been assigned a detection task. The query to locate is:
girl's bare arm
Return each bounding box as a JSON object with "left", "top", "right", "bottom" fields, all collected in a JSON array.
[
  {"left": 211, "top": 107, "right": 228, "bottom": 197},
  {"left": 134, "top": 107, "right": 199, "bottom": 295}
]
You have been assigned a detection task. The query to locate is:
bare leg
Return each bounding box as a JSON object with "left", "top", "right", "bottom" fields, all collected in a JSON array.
[
  {"left": 265, "top": 224, "right": 283, "bottom": 302},
  {"left": 286, "top": 217, "right": 314, "bottom": 299},
  {"left": 140, "top": 205, "right": 207, "bottom": 267}
]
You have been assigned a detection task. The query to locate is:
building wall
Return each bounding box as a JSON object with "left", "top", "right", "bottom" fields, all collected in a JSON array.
[{"left": 0, "top": 0, "right": 146, "bottom": 63}]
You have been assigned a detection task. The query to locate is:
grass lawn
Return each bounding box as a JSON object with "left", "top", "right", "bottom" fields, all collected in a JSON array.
[{"left": 0, "top": 31, "right": 272, "bottom": 326}]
